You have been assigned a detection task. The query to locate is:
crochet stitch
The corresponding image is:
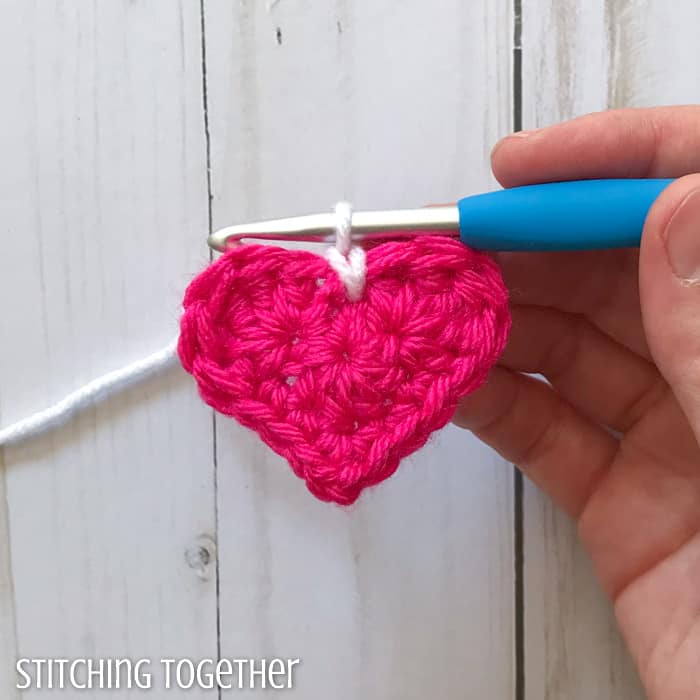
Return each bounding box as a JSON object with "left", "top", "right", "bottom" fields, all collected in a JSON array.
[{"left": 178, "top": 236, "right": 510, "bottom": 505}]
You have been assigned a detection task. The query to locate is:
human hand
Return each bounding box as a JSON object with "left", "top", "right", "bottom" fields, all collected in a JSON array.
[{"left": 453, "top": 106, "right": 700, "bottom": 700}]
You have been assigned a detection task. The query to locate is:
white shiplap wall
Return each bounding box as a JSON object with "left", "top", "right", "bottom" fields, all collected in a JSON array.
[
  {"left": 0, "top": 0, "right": 696, "bottom": 698},
  {"left": 205, "top": 2, "right": 514, "bottom": 698},
  {"left": 0, "top": 2, "right": 216, "bottom": 698}
]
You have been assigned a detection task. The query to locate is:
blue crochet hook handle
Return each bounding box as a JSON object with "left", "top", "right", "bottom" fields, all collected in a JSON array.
[
  {"left": 458, "top": 178, "right": 674, "bottom": 251},
  {"left": 206, "top": 178, "right": 674, "bottom": 253}
]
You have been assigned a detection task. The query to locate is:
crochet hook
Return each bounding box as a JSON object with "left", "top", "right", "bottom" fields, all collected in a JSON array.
[{"left": 208, "top": 178, "right": 674, "bottom": 252}]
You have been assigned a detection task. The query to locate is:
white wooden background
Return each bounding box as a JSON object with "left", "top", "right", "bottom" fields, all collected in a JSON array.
[{"left": 0, "top": 1, "right": 697, "bottom": 698}]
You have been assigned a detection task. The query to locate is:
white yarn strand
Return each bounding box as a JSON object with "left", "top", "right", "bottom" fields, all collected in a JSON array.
[
  {"left": 2, "top": 204, "right": 367, "bottom": 448},
  {"left": 325, "top": 201, "right": 367, "bottom": 301},
  {"left": 0, "top": 338, "right": 179, "bottom": 447}
]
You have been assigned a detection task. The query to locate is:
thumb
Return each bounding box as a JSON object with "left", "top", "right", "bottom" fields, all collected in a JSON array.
[{"left": 639, "top": 173, "right": 700, "bottom": 428}]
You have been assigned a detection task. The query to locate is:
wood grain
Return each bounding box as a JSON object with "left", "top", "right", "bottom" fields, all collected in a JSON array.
[
  {"left": 203, "top": 0, "right": 516, "bottom": 697},
  {"left": 522, "top": 1, "right": 700, "bottom": 698},
  {"left": 0, "top": 0, "right": 694, "bottom": 697},
  {"left": 0, "top": 465, "right": 18, "bottom": 699},
  {"left": 0, "top": 1, "right": 217, "bottom": 697}
]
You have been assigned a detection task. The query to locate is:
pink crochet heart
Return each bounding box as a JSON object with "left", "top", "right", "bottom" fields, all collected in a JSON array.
[{"left": 178, "top": 236, "right": 510, "bottom": 505}]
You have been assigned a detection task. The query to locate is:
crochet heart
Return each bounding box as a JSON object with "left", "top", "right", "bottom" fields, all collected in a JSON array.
[{"left": 178, "top": 236, "right": 510, "bottom": 505}]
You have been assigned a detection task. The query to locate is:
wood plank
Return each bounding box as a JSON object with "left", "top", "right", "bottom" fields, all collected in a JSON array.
[
  {"left": 204, "top": 0, "right": 516, "bottom": 697},
  {"left": 522, "top": 1, "right": 700, "bottom": 697},
  {"left": 0, "top": 1, "right": 217, "bottom": 696},
  {"left": 0, "top": 462, "right": 18, "bottom": 699}
]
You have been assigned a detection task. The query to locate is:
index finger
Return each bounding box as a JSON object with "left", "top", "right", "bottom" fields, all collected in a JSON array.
[{"left": 492, "top": 106, "right": 700, "bottom": 187}]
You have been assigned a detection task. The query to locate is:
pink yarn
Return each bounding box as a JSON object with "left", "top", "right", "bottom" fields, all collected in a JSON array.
[{"left": 178, "top": 236, "right": 510, "bottom": 505}]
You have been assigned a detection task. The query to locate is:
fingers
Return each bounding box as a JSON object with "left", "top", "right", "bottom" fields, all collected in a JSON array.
[
  {"left": 487, "top": 106, "right": 700, "bottom": 356},
  {"left": 503, "top": 306, "right": 665, "bottom": 432},
  {"left": 492, "top": 106, "right": 700, "bottom": 187},
  {"left": 453, "top": 367, "right": 617, "bottom": 518},
  {"left": 639, "top": 173, "right": 700, "bottom": 435},
  {"left": 495, "top": 248, "right": 649, "bottom": 357}
]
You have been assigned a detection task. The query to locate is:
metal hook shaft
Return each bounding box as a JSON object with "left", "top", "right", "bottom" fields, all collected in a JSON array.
[{"left": 207, "top": 206, "right": 460, "bottom": 252}]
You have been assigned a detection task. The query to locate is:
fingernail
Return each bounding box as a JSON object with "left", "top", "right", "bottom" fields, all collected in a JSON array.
[
  {"left": 491, "top": 129, "right": 541, "bottom": 158},
  {"left": 665, "top": 188, "right": 700, "bottom": 281}
]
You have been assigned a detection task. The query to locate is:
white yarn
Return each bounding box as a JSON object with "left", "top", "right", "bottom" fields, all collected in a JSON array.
[
  {"left": 1, "top": 201, "right": 367, "bottom": 448},
  {"left": 325, "top": 201, "right": 367, "bottom": 301},
  {"left": 0, "top": 338, "right": 179, "bottom": 448}
]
